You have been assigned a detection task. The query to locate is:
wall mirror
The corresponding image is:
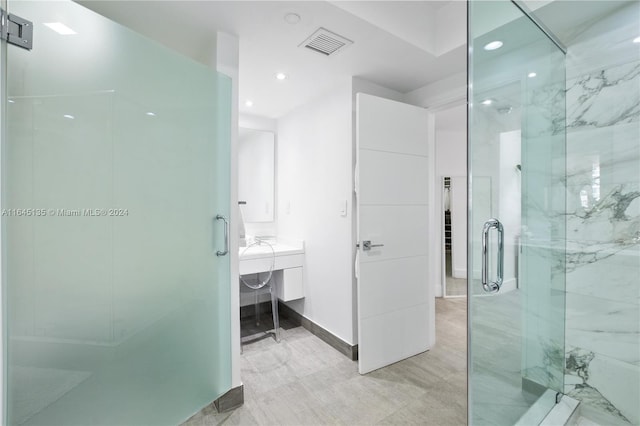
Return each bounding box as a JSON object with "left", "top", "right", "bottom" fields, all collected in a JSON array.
[{"left": 238, "top": 128, "right": 275, "bottom": 222}]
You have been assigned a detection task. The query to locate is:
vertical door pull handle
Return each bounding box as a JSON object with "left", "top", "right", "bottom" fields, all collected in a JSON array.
[
  {"left": 481, "top": 218, "right": 504, "bottom": 293},
  {"left": 216, "top": 215, "right": 229, "bottom": 256}
]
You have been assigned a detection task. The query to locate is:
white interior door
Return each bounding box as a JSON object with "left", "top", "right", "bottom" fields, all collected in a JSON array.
[{"left": 356, "top": 93, "right": 432, "bottom": 374}]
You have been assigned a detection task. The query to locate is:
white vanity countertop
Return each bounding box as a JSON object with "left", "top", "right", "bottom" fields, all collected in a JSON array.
[{"left": 238, "top": 240, "right": 305, "bottom": 261}]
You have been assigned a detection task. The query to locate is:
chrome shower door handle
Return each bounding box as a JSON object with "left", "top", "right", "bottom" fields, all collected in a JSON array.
[
  {"left": 481, "top": 218, "right": 504, "bottom": 293},
  {"left": 216, "top": 214, "right": 229, "bottom": 256}
]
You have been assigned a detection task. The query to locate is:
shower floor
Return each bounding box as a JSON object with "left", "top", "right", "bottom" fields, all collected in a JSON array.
[
  {"left": 471, "top": 289, "right": 559, "bottom": 425},
  {"left": 9, "top": 366, "right": 92, "bottom": 425}
]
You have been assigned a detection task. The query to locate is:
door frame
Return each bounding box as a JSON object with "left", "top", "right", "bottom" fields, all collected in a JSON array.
[
  {"left": 442, "top": 175, "right": 468, "bottom": 299},
  {"left": 441, "top": 176, "right": 448, "bottom": 297},
  {"left": 425, "top": 97, "right": 466, "bottom": 300},
  {"left": 0, "top": 0, "right": 6, "bottom": 419}
]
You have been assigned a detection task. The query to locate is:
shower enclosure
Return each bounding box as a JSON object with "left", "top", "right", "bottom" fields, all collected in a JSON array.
[
  {"left": 470, "top": 0, "right": 640, "bottom": 424},
  {"left": 2, "top": 1, "right": 232, "bottom": 424},
  {"left": 468, "top": 1, "right": 567, "bottom": 424}
]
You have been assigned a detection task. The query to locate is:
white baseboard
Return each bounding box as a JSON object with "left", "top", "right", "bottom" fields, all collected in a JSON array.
[
  {"left": 500, "top": 278, "right": 517, "bottom": 293},
  {"left": 452, "top": 268, "right": 467, "bottom": 279}
]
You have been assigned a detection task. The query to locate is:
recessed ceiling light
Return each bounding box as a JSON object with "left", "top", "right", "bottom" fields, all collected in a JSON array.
[
  {"left": 633, "top": 36, "right": 640, "bottom": 43},
  {"left": 245, "top": 100, "right": 254, "bottom": 107},
  {"left": 44, "top": 22, "right": 77, "bottom": 35},
  {"left": 63, "top": 114, "right": 75, "bottom": 119},
  {"left": 8, "top": 99, "right": 15, "bottom": 104},
  {"left": 276, "top": 73, "right": 287, "bottom": 80},
  {"left": 483, "top": 41, "right": 503, "bottom": 51},
  {"left": 481, "top": 99, "right": 493, "bottom": 106},
  {"left": 146, "top": 112, "right": 156, "bottom": 116},
  {"left": 528, "top": 72, "right": 537, "bottom": 78},
  {"left": 284, "top": 13, "right": 301, "bottom": 25}
]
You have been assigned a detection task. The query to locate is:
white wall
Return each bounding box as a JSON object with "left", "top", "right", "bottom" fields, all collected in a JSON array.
[
  {"left": 562, "top": 4, "right": 640, "bottom": 421},
  {"left": 276, "top": 78, "right": 356, "bottom": 344},
  {"left": 272, "top": 72, "right": 469, "bottom": 347},
  {"left": 498, "top": 130, "right": 521, "bottom": 290},
  {"left": 435, "top": 132, "right": 467, "bottom": 178},
  {"left": 275, "top": 77, "right": 409, "bottom": 346},
  {"left": 274, "top": 73, "right": 463, "bottom": 345}
]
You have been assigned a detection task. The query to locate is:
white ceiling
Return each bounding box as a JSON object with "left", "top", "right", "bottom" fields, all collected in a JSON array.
[
  {"left": 330, "top": 1, "right": 448, "bottom": 54},
  {"left": 79, "top": 1, "right": 467, "bottom": 119},
  {"left": 525, "top": 0, "right": 635, "bottom": 46}
]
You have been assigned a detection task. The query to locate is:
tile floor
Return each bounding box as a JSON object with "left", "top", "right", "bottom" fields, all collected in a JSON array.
[{"left": 184, "top": 297, "right": 467, "bottom": 425}]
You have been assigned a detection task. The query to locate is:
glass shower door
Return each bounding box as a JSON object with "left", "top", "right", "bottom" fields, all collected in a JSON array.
[
  {"left": 4, "top": 1, "right": 231, "bottom": 425},
  {"left": 468, "top": 1, "right": 566, "bottom": 425}
]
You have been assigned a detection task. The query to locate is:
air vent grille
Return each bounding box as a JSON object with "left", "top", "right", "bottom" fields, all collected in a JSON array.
[{"left": 300, "top": 28, "right": 353, "bottom": 56}]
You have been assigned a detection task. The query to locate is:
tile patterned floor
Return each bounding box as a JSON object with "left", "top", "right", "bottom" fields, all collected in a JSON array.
[{"left": 184, "top": 298, "right": 467, "bottom": 425}]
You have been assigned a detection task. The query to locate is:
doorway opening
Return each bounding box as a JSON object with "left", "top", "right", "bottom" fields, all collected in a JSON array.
[{"left": 442, "top": 176, "right": 467, "bottom": 297}]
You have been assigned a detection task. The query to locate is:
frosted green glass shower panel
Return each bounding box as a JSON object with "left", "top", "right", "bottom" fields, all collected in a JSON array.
[
  {"left": 468, "top": 1, "right": 566, "bottom": 425},
  {"left": 4, "top": 1, "right": 231, "bottom": 425}
]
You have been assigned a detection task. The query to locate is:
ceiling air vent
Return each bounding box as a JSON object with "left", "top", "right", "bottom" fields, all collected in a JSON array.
[{"left": 299, "top": 28, "right": 353, "bottom": 57}]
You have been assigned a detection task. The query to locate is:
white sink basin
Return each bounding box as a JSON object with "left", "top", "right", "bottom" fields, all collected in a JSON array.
[
  {"left": 239, "top": 242, "right": 304, "bottom": 260},
  {"left": 239, "top": 240, "right": 305, "bottom": 275}
]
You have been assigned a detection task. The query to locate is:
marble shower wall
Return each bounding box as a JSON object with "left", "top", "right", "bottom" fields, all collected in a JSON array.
[{"left": 564, "top": 2, "right": 640, "bottom": 424}]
